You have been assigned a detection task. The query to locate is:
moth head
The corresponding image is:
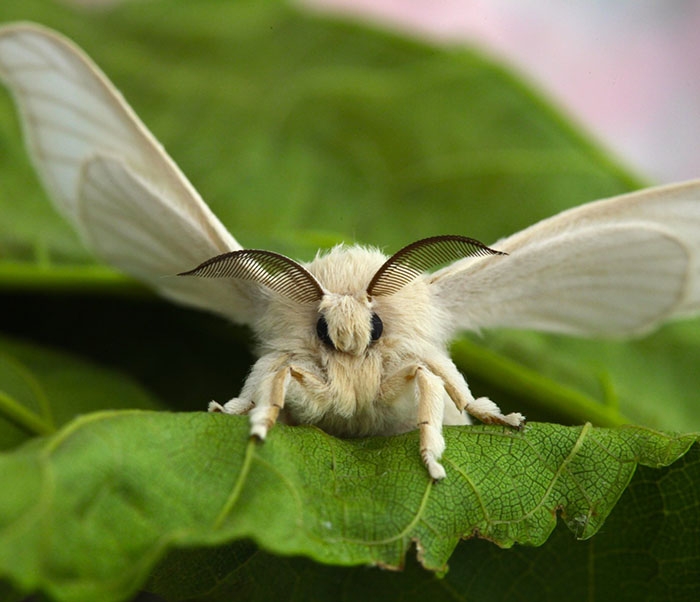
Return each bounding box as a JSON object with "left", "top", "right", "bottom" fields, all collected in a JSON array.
[{"left": 316, "top": 293, "right": 383, "bottom": 355}]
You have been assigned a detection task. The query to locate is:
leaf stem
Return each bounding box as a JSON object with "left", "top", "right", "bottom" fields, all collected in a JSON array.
[
  {"left": 451, "top": 338, "right": 630, "bottom": 427},
  {"left": 0, "top": 391, "right": 55, "bottom": 436},
  {"left": 0, "top": 262, "right": 148, "bottom": 296},
  {"left": 214, "top": 437, "right": 257, "bottom": 529}
]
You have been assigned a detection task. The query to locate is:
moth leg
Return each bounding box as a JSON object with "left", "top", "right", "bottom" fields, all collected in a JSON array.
[
  {"left": 415, "top": 366, "right": 448, "bottom": 481},
  {"left": 246, "top": 364, "right": 294, "bottom": 440},
  {"left": 429, "top": 358, "right": 525, "bottom": 428},
  {"left": 208, "top": 398, "right": 254, "bottom": 414},
  {"left": 209, "top": 354, "right": 284, "bottom": 415},
  {"left": 210, "top": 353, "right": 291, "bottom": 434},
  {"left": 287, "top": 365, "right": 328, "bottom": 396},
  {"left": 379, "top": 364, "right": 420, "bottom": 399}
]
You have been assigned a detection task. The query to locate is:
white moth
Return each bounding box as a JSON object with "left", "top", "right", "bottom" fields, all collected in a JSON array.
[{"left": 2, "top": 23, "right": 700, "bottom": 480}]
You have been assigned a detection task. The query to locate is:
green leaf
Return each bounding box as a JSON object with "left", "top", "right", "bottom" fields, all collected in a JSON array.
[
  {"left": 0, "top": 335, "right": 163, "bottom": 449},
  {"left": 148, "top": 444, "right": 700, "bottom": 602},
  {"left": 0, "top": 412, "right": 695, "bottom": 602}
]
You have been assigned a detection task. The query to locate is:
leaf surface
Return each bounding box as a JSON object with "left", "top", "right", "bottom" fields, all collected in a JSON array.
[
  {"left": 0, "top": 412, "right": 695, "bottom": 601},
  {"left": 148, "top": 444, "right": 700, "bottom": 602}
]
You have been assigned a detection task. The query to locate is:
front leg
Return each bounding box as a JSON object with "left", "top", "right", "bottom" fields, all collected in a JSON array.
[
  {"left": 428, "top": 357, "right": 525, "bottom": 428},
  {"left": 248, "top": 364, "right": 292, "bottom": 440},
  {"left": 209, "top": 353, "right": 290, "bottom": 438},
  {"left": 414, "top": 366, "right": 448, "bottom": 481},
  {"left": 247, "top": 361, "right": 331, "bottom": 438},
  {"left": 382, "top": 359, "right": 524, "bottom": 481},
  {"left": 209, "top": 353, "right": 328, "bottom": 440},
  {"left": 381, "top": 363, "right": 448, "bottom": 480}
]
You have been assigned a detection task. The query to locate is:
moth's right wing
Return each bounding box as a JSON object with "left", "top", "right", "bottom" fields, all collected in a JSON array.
[
  {"left": 430, "top": 181, "right": 700, "bottom": 338},
  {"left": 0, "top": 23, "right": 259, "bottom": 324}
]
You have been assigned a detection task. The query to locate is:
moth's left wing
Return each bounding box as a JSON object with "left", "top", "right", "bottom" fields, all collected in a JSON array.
[
  {"left": 430, "top": 181, "right": 700, "bottom": 337},
  {"left": 0, "top": 23, "right": 265, "bottom": 324},
  {"left": 79, "top": 155, "right": 261, "bottom": 323}
]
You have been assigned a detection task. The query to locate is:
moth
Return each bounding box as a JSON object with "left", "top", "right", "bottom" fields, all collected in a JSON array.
[{"left": 1, "top": 24, "right": 699, "bottom": 480}]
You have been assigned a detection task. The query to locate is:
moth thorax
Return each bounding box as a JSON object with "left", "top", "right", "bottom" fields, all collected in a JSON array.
[{"left": 319, "top": 294, "right": 373, "bottom": 355}]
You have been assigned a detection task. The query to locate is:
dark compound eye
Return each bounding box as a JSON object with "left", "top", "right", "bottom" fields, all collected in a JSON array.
[
  {"left": 370, "top": 313, "right": 383, "bottom": 342},
  {"left": 316, "top": 315, "right": 335, "bottom": 349}
]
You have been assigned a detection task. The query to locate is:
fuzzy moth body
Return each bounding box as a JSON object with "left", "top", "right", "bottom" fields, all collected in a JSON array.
[{"left": 2, "top": 23, "right": 700, "bottom": 480}]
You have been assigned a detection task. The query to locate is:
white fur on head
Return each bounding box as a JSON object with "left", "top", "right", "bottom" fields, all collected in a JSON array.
[{"left": 318, "top": 293, "right": 373, "bottom": 355}]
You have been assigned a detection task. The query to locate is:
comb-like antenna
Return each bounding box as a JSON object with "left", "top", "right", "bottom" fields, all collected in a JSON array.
[
  {"left": 367, "top": 235, "right": 506, "bottom": 297},
  {"left": 179, "top": 250, "right": 323, "bottom": 305}
]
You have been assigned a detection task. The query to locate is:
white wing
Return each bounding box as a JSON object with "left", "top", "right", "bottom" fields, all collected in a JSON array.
[
  {"left": 0, "top": 23, "right": 257, "bottom": 323},
  {"left": 431, "top": 181, "right": 700, "bottom": 337}
]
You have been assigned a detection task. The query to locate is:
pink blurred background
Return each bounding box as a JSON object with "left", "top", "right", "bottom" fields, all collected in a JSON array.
[{"left": 302, "top": 0, "right": 700, "bottom": 184}]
